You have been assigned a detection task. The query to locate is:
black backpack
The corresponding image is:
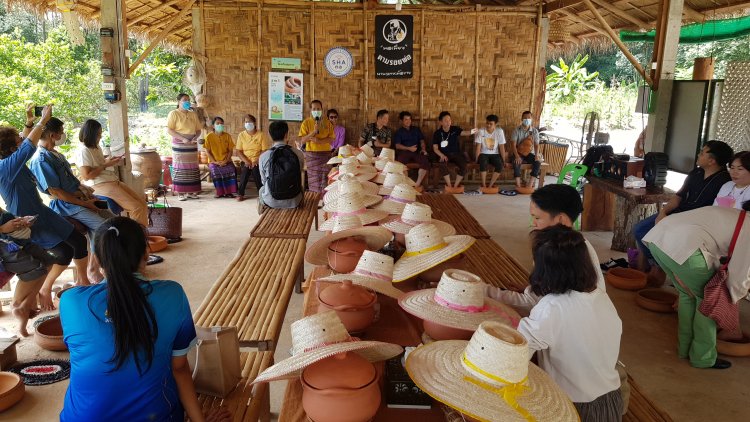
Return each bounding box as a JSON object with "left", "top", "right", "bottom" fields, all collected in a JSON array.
[{"left": 266, "top": 145, "right": 302, "bottom": 200}]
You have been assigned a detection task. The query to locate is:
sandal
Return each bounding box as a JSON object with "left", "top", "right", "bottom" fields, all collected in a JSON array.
[
  {"left": 500, "top": 190, "right": 518, "bottom": 196},
  {"left": 147, "top": 255, "right": 164, "bottom": 265}
]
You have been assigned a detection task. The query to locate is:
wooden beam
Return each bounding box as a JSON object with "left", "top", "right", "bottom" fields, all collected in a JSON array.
[
  {"left": 129, "top": 0, "right": 196, "bottom": 76},
  {"left": 682, "top": 5, "right": 705, "bottom": 23},
  {"left": 580, "top": 0, "right": 653, "bottom": 87},
  {"left": 700, "top": 1, "right": 750, "bottom": 15},
  {"left": 590, "top": 0, "right": 649, "bottom": 30},
  {"left": 558, "top": 9, "right": 607, "bottom": 36},
  {"left": 128, "top": 0, "right": 186, "bottom": 26},
  {"left": 544, "top": 0, "right": 583, "bottom": 13}
]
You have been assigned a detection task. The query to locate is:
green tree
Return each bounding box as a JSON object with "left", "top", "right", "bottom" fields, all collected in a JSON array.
[{"left": 546, "top": 54, "right": 600, "bottom": 104}]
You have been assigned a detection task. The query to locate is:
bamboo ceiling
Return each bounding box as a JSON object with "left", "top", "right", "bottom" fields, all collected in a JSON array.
[{"left": 7, "top": 0, "right": 750, "bottom": 53}]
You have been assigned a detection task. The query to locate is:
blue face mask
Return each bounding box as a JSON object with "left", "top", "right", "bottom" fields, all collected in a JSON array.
[
  {"left": 522, "top": 118, "right": 532, "bottom": 127},
  {"left": 181, "top": 101, "right": 191, "bottom": 111},
  {"left": 215, "top": 124, "right": 224, "bottom": 133}
]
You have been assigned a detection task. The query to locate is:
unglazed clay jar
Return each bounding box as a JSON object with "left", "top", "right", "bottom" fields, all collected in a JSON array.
[
  {"left": 318, "top": 280, "right": 377, "bottom": 333},
  {"left": 34, "top": 316, "right": 67, "bottom": 351},
  {"left": 301, "top": 352, "right": 381, "bottom": 422},
  {"left": 418, "top": 254, "right": 467, "bottom": 285},
  {"left": 327, "top": 237, "right": 368, "bottom": 273},
  {"left": 423, "top": 319, "right": 473, "bottom": 340},
  {"left": 0, "top": 372, "right": 24, "bottom": 412}
]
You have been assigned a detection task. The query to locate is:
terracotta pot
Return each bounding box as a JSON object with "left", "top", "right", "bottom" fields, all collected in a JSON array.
[
  {"left": 393, "top": 232, "right": 406, "bottom": 248},
  {"left": 327, "top": 237, "right": 368, "bottom": 273},
  {"left": 318, "top": 281, "right": 377, "bottom": 333},
  {"left": 716, "top": 332, "right": 750, "bottom": 357},
  {"left": 0, "top": 372, "right": 24, "bottom": 412},
  {"left": 423, "top": 319, "right": 473, "bottom": 340},
  {"left": 418, "top": 254, "right": 467, "bottom": 285},
  {"left": 34, "top": 315, "right": 67, "bottom": 351},
  {"left": 606, "top": 268, "right": 647, "bottom": 291},
  {"left": 301, "top": 352, "right": 381, "bottom": 422},
  {"left": 148, "top": 236, "right": 168, "bottom": 253},
  {"left": 444, "top": 186, "right": 464, "bottom": 194},
  {"left": 480, "top": 186, "right": 499, "bottom": 195},
  {"left": 130, "top": 150, "right": 162, "bottom": 189},
  {"left": 515, "top": 186, "right": 535, "bottom": 195},
  {"left": 636, "top": 288, "right": 677, "bottom": 313}
]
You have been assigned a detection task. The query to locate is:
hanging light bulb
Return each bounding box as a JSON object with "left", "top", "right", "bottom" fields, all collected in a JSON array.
[{"left": 396, "top": 0, "right": 402, "bottom": 11}]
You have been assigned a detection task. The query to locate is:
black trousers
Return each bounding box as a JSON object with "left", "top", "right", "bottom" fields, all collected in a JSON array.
[{"left": 238, "top": 163, "right": 263, "bottom": 196}]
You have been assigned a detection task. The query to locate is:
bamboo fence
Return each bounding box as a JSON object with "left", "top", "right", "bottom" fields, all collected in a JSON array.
[{"left": 250, "top": 191, "right": 320, "bottom": 238}]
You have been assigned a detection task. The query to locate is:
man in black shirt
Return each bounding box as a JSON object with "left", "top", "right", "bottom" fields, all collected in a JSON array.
[
  {"left": 634, "top": 140, "right": 733, "bottom": 276},
  {"left": 431, "top": 111, "right": 476, "bottom": 190}
]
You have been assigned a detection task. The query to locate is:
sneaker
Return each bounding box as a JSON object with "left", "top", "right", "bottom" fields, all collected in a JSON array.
[
  {"left": 187, "top": 193, "right": 199, "bottom": 199},
  {"left": 178, "top": 194, "right": 187, "bottom": 201}
]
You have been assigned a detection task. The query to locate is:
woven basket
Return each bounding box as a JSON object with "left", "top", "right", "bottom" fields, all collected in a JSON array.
[
  {"left": 549, "top": 20, "right": 571, "bottom": 44},
  {"left": 147, "top": 206, "right": 183, "bottom": 240}
]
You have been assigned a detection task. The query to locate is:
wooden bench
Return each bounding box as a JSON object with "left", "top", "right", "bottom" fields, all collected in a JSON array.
[
  {"left": 251, "top": 191, "right": 320, "bottom": 239},
  {"left": 416, "top": 193, "right": 490, "bottom": 238}
]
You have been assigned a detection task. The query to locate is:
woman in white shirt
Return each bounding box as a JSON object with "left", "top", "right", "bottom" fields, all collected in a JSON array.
[
  {"left": 75, "top": 120, "right": 148, "bottom": 226},
  {"left": 713, "top": 152, "right": 750, "bottom": 209},
  {"left": 516, "top": 225, "right": 622, "bottom": 421}
]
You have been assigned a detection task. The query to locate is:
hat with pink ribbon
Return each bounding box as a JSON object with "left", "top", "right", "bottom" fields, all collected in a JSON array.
[
  {"left": 399, "top": 269, "right": 521, "bottom": 331},
  {"left": 381, "top": 202, "right": 455, "bottom": 237},
  {"left": 372, "top": 183, "right": 420, "bottom": 215},
  {"left": 317, "top": 251, "right": 404, "bottom": 299},
  {"left": 319, "top": 192, "right": 390, "bottom": 231}
]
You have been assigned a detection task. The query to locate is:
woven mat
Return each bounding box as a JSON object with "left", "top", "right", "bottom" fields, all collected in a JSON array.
[
  {"left": 464, "top": 239, "right": 529, "bottom": 292},
  {"left": 417, "top": 193, "right": 490, "bottom": 238},
  {"left": 10, "top": 359, "right": 70, "bottom": 386},
  {"left": 251, "top": 191, "right": 320, "bottom": 239}
]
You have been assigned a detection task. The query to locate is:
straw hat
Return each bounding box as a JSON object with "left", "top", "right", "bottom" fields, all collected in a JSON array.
[
  {"left": 360, "top": 144, "right": 375, "bottom": 158},
  {"left": 253, "top": 311, "right": 403, "bottom": 384},
  {"left": 399, "top": 269, "right": 520, "bottom": 330},
  {"left": 405, "top": 321, "right": 578, "bottom": 422},
  {"left": 378, "top": 173, "right": 417, "bottom": 195},
  {"left": 378, "top": 148, "right": 396, "bottom": 162},
  {"left": 307, "top": 215, "right": 393, "bottom": 265},
  {"left": 327, "top": 145, "right": 355, "bottom": 165},
  {"left": 356, "top": 151, "right": 374, "bottom": 165},
  {"left": 381, "top": 202, "right": 455, "bottom": 236},
  {"left": 318, "top": 251, "right": 404, "bottom": 299},
  {"left": 323, "top": 178, "right": 380, "bottom": 204},
  {"left": 322, "top": 175, "right": 382, "bottom": 207},
  {"left": 375, "top": 158, "right": 393, "bottom": 172},
  {"left": 372, "top": 161, "right": 409, "bottom": 185},
  {"left": 372, "top": 184, "right": 419, "bottom": 215},
  {"left": 341, "top": 156, "right": 374, "bottom": 168},
  {"left": 392, "top": 223, "right": 475, "bottom": 282},
  {"left": 332, "top": 164, "right": 378, "bottom": 182}
]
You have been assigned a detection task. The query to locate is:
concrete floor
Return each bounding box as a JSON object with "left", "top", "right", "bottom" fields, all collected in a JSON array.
[{"left": 1, "top": 179, "right": 749, "bottom": 421}]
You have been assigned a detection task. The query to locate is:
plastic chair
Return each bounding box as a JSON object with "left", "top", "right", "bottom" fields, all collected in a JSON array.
[{"left": 556, "top": 164, "right": 588, "bottom": 188}]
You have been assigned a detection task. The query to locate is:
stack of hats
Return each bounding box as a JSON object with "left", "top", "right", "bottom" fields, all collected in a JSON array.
[
  {"left": 323, "top": 174, "right": 382, "bottom": 207},
  {"left": 373, "top": 184, "right": 419, "bottom": 215},
  {"left": 327, "top": 144, "right": 355, "bottom": 166}
]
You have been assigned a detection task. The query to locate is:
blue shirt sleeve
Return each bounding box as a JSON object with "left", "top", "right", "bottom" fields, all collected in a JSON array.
[
  {"left": 30, "top": 153, "right": 61, "bottom": 194},
  {"left": 0, "top": 139, "right": 36, "bottom": 183},
  {"left": 172, "top": 288, "right": 197, "bottom": 356},
  {"left": 393, "top": 129, "right": 402, "bottom": 145}
]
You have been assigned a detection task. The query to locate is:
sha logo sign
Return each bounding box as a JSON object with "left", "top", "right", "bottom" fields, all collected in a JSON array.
[{"left": 324, "top": 47, "right": 354, "bottom": 78}]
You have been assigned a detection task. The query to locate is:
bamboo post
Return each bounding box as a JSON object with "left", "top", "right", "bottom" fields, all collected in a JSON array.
[
  {"left": 363, "top": 2, "right": 369, "bottom": 126},
  {"left": 473, "top": 6, "right": 479, "bottom": 127},
  {"left": 419, "top": 9, "right": 425, "bottom": 128},
  {"left": 530, "top": 3, "right": 542, "bottom": 116},
  {"left": 257, "top": 1, "right": 263, "bottom": 124},
  {"left": 310, "top": 2, "right": 316, "bottom": 100}
]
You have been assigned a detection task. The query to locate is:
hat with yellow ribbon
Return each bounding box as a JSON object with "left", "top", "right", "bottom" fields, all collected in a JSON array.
[
  {"left": 392, "top": 223, "right": 475, "bottom": 282},
  {"left": 405, "top": 321, "right": 579, "bottom": 422}
]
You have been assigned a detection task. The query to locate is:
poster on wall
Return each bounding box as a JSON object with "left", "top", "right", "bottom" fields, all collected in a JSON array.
[
  {"left": 268, "top": 72, "right": 303, "bottom": 121},
  {"left": 374, "top": 15, "right": 413, "bottom": 79}
]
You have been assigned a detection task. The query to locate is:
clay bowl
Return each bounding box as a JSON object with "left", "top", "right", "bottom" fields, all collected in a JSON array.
[
  {"left": 418, "top": 254, "right": 467, "bottom": 285},
  {"left": 515, "top": 186, "right": 535, "bottom": 195},
  {"left": 423, "top": 320, "right": 473, "bottom": 341},
  {"left": 147, "top": 236, "right": 168, "bottom": 253},
  {"left": 636, "top": 288, "right": 677, "bottom": 313},
  {"left": 444, "top": 186, "right": 465, "bottom": 194},
  {"left": 480, "top": 186, "right": 499, "bottom": 195},
  {"left": 0, "top": 372, "right": 24, "bottom": 412},
  {"left": 327, "top": 238, "right": 367, "bottom": 274},
  {"left": 35, "top": 316, "right": 67, "bottom": 351},
  {"left": 717, "top": 332, "right": 750, "bottom": 357},
  {"left": 606, "top": 267, "right": 647, "bottom": 291}
]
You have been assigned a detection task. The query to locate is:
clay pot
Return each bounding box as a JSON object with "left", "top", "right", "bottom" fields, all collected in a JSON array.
[
  {"left": 393, "top": 232, "right": 406, "bottom": 248},
  {"left": 636, "top": 288, "right": 677, "bottom": 313},
  {"left": 148, "top": 236, "right": 168, "bottom": 253},
  {"left": 444, "top": 186, "right": 465, "bottom": 194},
  {"left": 0, "top": 372, "right": 24, "bottom": 412},
  {"left": 515, "top": 186, "right": 535, "bottom": 195},
  {"left": 301, "top": 352, "right": 381, "bottom": 422},
  {"left": 130, "top": 149, "right": 162, "bottom": 189},
  {"left": 606, "top": 268, "right": 647, "bottom": 291},
  {"left": 423, "top": 320, "right": 473, "bottom": 340},
  {"left": 327, "top": 237, "right": 368, "bottom": 273},
  {"left": 318, "top": 280, "right": 377, "bottom": 333},
  {"left": 34, "top": 316, "right": 67, "bottom": 351},
  {"left": 716, "top": 332, "right": 750, "bottom": 357},
  {"left": 418, "top": 254, "right": 467, "bottom": 285},
  {"left": 480, "top": 186, "right": 499, "bottom": 195}
]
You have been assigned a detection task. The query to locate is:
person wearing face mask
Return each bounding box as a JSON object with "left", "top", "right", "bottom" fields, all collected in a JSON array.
[
  {"left": 0, "top": 105, "right": 92, "bottom": 311},
  {"left": 203, "top": 117, "right": 238, "bottom": 198},
  {"left": 235, "top": 114, "right": 271, "bottom": 202},
  {"left": 509, "top": 111, "right": 541, "bottom": 191},
  {"left": 166, "top": 93, "right": 203, "bottom": 200},
  {"left": 298, "top": 99, "right": 335, "bottom": 192}
]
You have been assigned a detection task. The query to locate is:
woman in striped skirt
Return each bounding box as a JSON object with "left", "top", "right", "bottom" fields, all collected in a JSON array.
[{"left": 166, "top": 93, "right": 203, "bottom": 201}]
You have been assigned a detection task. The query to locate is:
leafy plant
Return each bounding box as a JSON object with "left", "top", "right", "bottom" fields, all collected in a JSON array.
[{"left": 546, "top": 54, "right": 600, "bottom": 104}]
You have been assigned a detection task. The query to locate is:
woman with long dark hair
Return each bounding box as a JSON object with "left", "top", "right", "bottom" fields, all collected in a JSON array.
[
  {"left": 167, "top": 93, "right": 203, "bottom": 200},
  {"left": 59, "top": 217, "right": 229, "bottom": 421},
  {"left": 75, "top": 119, "right": 148, "bottom": 226}
]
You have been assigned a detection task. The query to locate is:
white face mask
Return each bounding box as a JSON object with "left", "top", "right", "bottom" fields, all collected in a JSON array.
[
  {"left": 522, "top": 118, "right": 532, "bottom": 127},
  {"left": 311, "top": 110, "right": 323, "bottom": 119},
  {"left": 54, "top": 133, "right": 67, "bottom": 146},
  {"left": 244, "top": 122, "right": 255, "bottom": 131}
]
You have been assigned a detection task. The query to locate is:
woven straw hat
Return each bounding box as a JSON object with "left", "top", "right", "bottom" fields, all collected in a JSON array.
[
  {"left": 253, "top": 311, "right": 403, "bottom": 384},
  {"left": 332, "top": 164, "right": 377, "bottom": 182},
  {"left": 381, "top": 202, "right": 455, "bottom": 236},
  {"left": 378, "top": 173, "right": 417, "bottom": 195},
  {"left": 405, "top": 321, "right": 578, "bottom": 422},
  {"left": 372, "top": 184, "right": 419, "bottom": 215},
  {"left": 327, "top": 145, "right": 355, "bottom": 165},
  {"left": 392, "top": 223, "right": 475, "bottom": 282},
  {"left": 306, "top": 215, "right": 393, "bottom": 265},
  {"left": 318, "top": 251, "right": 404, "bottom": 299},
  {"left": 378, "top": 148, "right": 396, "bottom": 162},
  {"left": 399, "top": 269, "right": 520, "bottom": 330},
  {"left": 373, "top": 161, "right": 409, "bottom": 184},
  {"left": 375, "top": 158, "right": 392, "bottom": 171},
  {"left": 361, "top": 144, "right": 375, "bottom": 158},
  {"left": 356, "top": 151, "right": 374, "bottom": 165},
  {"left": 324, "top": 178, "right": 380, "bottom": 204},
  {"left": 322, "top": 175, "right": 382, "bottom": 207}
]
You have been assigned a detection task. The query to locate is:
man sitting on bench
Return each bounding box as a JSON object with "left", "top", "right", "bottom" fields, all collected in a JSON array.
[
  {"left": 432, "top": 111, "right": 476, "bottom": 190},
  {"left": 258, "top": 121, "right": 305, "bottom": 213},
  {"left": 509, "top": 110, "right": 541, "bottom": 190},
  {"left": 474, "top": 114, "right": 507, "bottom": 190},
  {"left": 393, "top": 111, "right": 429, "bottom": 189}
]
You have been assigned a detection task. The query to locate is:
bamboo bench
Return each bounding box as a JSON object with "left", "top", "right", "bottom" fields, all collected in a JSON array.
[
  {"left": 463, "top": 238, "right": 529, "bottom": 292},
  {"left": 251, "top": 191, "right": 321, "bottom": 239},
  {"left": 416, "top": 193, "right": 490, "bottom": 238}
]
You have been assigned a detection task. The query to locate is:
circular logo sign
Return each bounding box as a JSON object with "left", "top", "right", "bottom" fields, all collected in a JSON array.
[
  {"left": 324, "top": 47, "right": 354, "bottom": 78},
  {"left": 383, "top": 19, "right": 407, "bottom": 44}
]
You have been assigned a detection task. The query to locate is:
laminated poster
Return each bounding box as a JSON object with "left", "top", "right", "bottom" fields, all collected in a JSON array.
[{"left": 269, "top": 72, "right": 303, "bottom": 121}]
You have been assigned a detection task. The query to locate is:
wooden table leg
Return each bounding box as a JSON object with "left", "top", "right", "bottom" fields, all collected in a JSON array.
[
  {"left": 610, "top": 197, "right": 658, "bottom": 252},
  {"left": 581, "top": 184, "right": 615, "bottom": 231},
  {"left": 538, "top": 165, "right": 547, "bottom": 188}
]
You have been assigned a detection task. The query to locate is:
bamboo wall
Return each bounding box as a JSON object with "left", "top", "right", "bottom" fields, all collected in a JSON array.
[{"left": 200, "top": 3, "right": 539, "bottom": 147}]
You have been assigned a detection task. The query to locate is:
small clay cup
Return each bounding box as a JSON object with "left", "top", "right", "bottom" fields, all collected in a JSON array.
[
  {"left": 0, "top": 372, "right": 24, "bottom": 412},
  {"left": 34, "top": 315, "right": 67, "bottom": 351},
  {"left": 418, "top": 254, "right": 467, "bottom": 285},
  {"left": 423, "top": 320, "right": 473, "bottom": 341},
  {"left": 147, "top": 236, "right": 168, "bottom": 252},
  {"left": 327, "top": 237, "right": 368, "bottom": 273}
]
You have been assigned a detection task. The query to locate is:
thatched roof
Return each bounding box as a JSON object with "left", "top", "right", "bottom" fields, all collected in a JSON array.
[{"left": 7, "top": 0, "right": 750, "bottom": 54}]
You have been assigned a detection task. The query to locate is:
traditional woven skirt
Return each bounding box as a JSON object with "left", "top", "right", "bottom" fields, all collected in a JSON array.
[
  {"left": 304, "top": 151, "right": 331, "bottom": 193},
  {"left": 172, "top": 136, "right": 201, "bottom": 193},
  {"left": 209, "top": 162, "right": 238, "bottom": 196}
]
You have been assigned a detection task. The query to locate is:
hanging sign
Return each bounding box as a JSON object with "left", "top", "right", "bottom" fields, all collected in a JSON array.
[
  {"left": 268, "top": 72, "right": 303, "bottom": 121},
  {"left": 324, "top": 47, "right": 354, "bottom": 78},
  {"left": 271, "top": 57, "right": 301, "bottom": 70},
  {"left": 374, "top": 15, "right": 413, "bottom": 79}
]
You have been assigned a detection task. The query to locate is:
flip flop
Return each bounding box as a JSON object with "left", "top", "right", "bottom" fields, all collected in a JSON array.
[
  {"left": 500, "top": 190, "right": 518, "bottom": 196},
  {"left": 147, "top": 255, "right": 164, "bottom": 265},
  {"left": 464, "top": 190, "right": 482, "bottom": 196}
]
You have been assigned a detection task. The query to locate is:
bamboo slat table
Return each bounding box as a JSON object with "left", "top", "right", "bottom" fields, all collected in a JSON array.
[
  {"left": 417, "top": 193, "right": 490, "bottom": 238},
  {"left": 251, "top": 191, "right": 320, "bottom": 239},
  {"left": 623, "top": 375, "right": 674, "bottom": 422},
  {"left": 464, "top": 239, "right": 529, "bottom": 292},
  {"left": 277, "top": 268, "right": 445, "bottom": 422}
]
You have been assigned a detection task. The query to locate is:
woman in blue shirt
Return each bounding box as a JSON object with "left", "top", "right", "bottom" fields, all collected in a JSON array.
[
  {"left": 60, "top": 217, "right": 229, "bottom": 421},
  {"left": 0, "top": 105, "right": 90, "bottom": 311}
]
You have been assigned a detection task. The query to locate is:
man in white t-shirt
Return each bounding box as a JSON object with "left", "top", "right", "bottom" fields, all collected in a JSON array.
[{"left": 473, "top": 114, "right": 507, "bottom": 189}]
